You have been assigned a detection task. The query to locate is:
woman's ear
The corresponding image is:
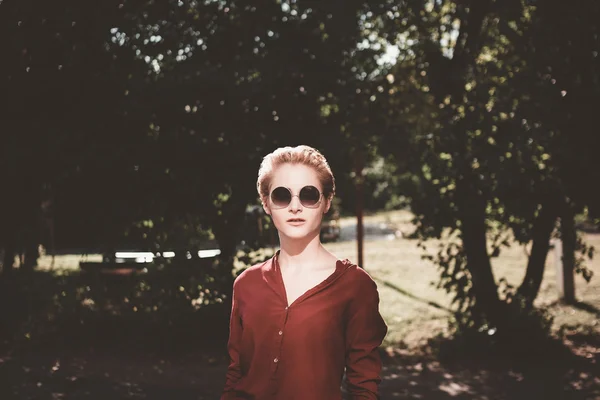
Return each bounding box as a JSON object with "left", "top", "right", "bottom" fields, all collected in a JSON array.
[
  {"left": 323, "top": 196, "right": 332, "bottom": 214},
  {"left": 261, "top": 197, "right": 271, "bottom": 216}
]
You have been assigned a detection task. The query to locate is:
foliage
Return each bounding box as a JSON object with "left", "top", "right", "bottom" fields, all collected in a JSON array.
[
  {"left": 0, "top": 0, "right": 393, "bottom": 277},
  {"left": 0, "top": 265, "right": 230, "bottom": 353},
  {"left": 335, "top": 155, "right": 417, "bottom": 213}
]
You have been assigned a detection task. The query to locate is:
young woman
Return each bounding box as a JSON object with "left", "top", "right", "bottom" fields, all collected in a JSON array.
[{"left": 221, "top": 145, "right": 387, "bottom": 400}]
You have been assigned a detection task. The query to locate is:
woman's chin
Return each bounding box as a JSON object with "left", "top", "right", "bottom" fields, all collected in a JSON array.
[{"left": 279, "top": 227, "right": 318, "bottom": 241}]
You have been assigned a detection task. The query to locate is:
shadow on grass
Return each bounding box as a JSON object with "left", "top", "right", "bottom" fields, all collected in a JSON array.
[
  {"left": 0, "top": 314, "right": 230, "bottom": 400},
  {"left": 572, "top": 301, "right": 600, "bottom": 318},
  {"left": 0, "top": 352, "right": 227, "bottom": 400},
  {"left": 374, "top": 277, "right": 453, "bottom": 313},
  {"left": 378, "top": 326, "right": 600, "bottom": 400},
  {"left": 544, "top": 298, "right": 600, "bottom": 319}
]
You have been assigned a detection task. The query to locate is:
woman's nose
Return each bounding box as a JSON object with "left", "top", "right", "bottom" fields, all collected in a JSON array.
[{"left": 289, "top": 195, "right": 302, "bottom": 211}]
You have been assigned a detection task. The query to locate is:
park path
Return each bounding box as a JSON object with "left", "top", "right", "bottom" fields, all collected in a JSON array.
[{"left": 338, "top": 221, "right": 402, "bottom": 242}]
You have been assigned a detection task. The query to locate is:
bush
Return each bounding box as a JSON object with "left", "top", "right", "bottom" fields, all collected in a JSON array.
[{"left": 0, "top": 265, "right": 232, "bottom": 355}]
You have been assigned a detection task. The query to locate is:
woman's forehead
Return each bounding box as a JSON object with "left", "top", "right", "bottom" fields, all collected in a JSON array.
[{"left": 270, "top": 163, "right": 321, "bottom": 188}]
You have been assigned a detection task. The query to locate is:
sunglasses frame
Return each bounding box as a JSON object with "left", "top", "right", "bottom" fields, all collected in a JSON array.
[{"left": 269, "top": 185, "right": 323, "bottom": 209}]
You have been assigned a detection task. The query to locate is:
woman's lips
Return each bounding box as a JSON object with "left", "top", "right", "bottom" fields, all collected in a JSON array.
[{"left": 287, "top": 219, "right": 306, "bottom": 226}]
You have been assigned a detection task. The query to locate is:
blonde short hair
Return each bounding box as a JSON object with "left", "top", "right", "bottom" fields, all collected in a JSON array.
[{"left": 257, "top": 145, "right": 336, "bottom": 201}]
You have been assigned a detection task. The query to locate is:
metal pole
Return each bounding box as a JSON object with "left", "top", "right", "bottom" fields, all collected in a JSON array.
[{"left": 355, "top": 148, "right": 364, "bottom": 269}]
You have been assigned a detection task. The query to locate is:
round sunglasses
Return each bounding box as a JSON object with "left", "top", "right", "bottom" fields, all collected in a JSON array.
[{"left": 269, "top": 185, "right": 323, "bottom": 209}]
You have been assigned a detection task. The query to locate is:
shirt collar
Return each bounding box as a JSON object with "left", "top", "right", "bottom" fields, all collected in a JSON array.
[{"left": 260, "top": 250, "right": 354, "bottom": 303}]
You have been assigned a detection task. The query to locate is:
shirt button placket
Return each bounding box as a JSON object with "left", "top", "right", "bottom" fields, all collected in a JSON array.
[{"left": 271, "top": 305, "right": 288, "bottom": 374}]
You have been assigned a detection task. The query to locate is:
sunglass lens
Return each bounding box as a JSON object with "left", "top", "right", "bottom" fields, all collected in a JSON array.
[
  {"left": 271, "top": 187, "right": 291, "bottom": 208},
  {"left": 300, "top": 186, "right": 321, "bottom": 207}
]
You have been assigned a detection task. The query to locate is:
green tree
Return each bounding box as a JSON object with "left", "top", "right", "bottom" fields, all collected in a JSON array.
[
  {"left": 377, "top": 0, "right": 598, "bottom": 332},
  {"left": 0, "top": 0, "right": 140, "bottom": 273}
]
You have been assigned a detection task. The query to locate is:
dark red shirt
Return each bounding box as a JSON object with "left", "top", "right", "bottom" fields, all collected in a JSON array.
[{"left": 221, "top": 254, "right": 388, "bottom": 400}]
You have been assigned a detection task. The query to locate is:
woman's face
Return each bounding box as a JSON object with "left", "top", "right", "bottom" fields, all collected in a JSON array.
[{"left": 263, "top": 163, "right": 331, "bottom": 241}]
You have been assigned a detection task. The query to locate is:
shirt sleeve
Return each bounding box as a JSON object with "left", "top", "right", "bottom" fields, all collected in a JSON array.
[
  {"left": 344, "top": 272, "right": 388, "bottom": 399},
  {"left": 221, "top": 279, "right": 244, "bottom": 400}
]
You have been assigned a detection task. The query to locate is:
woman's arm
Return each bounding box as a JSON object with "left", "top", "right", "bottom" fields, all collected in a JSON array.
[
  {"left": 221, "top": 281, "right": 243, "bottom": 400},
  {"left": 345, "top": 272, "right": 388, "bottom": 399}
]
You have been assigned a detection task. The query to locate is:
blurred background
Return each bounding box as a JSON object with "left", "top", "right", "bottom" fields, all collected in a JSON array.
[{"left": 0, "top": 0, "right": 599, "bottom": 398}]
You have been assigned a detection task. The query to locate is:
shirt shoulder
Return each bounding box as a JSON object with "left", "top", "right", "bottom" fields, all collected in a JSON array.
[
  {"left": 233, "top": 257, "right": 272, "bottom": 291},
  {"left": 341, "top": 261, "right": 378, "bottom": 288}
]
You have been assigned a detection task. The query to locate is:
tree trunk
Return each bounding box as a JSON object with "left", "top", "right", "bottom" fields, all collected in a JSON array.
[
  {"left": 21, "top": 242, "right": 39, "bottom": 272},
  {"left": 1, "top": 242, "right": 16, "bottom": 278},
  {"left": 212, "top": 191, "right": 250, "bottom": 293},
  {"left": 457, "top": 181, "right": 505, "bottom": 327},
  {"left": 517, "top": 200, "right": 558, "bottom": 307},
  {"left": 18, "top": 182, "right": 41, "bottom": 273},
  {"left": 559, "top": 205, "right": 576, "bottom": 304}
]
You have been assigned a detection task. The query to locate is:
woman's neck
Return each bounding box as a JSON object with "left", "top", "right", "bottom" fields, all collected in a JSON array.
[{"left": 277, "top": 232, "right": 325, "bottom": 270}]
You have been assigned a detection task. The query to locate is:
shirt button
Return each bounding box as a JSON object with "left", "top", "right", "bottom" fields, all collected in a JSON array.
[
  {"left": 278, "top": 330, "right": 283, "bottom": 335},
  {"left": 273, "top": 357, "right": 279, "bottom": 363}
]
